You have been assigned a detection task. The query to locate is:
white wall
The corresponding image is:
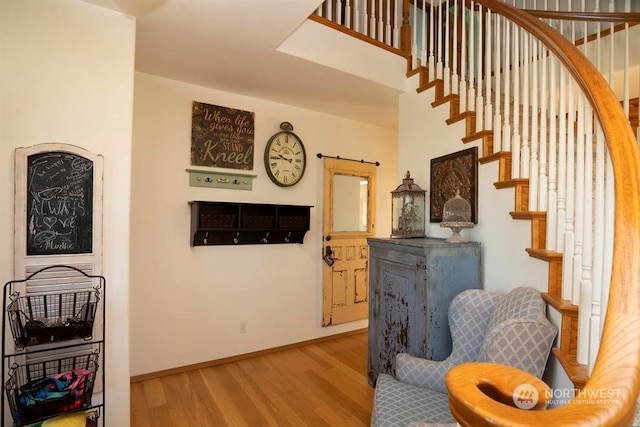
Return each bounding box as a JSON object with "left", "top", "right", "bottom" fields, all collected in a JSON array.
[
  {"left": 130, "top": 73, "right": 398, "bottom": 376},
  {"left": 397, "top": 73, "right": 573, "bottom": 393},
  {"left": 398, "top": 74, "right": 549, "bottom": 294},
  {"left": 278, "top": 19, "right": 408, "bottom": 92},
  {"left": 0, "top": 1, "right": 134, "bottom": 425}
]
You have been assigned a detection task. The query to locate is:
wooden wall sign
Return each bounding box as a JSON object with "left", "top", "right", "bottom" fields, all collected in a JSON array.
[
  {"left": 26, "top": 151, "right": 94, "bottom": 255},
  {"left": 191, "top": 101, "right": 255, "bottom": 170}
]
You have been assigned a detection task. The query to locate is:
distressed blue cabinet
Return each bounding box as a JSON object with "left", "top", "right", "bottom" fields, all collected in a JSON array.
[{"left": 367, "top": 237, "right": 481, "bottom": 385}]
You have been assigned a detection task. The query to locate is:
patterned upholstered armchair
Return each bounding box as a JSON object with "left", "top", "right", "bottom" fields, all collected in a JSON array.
[{"left": 371, "top": 287, "right": 557, "bottom": 427}]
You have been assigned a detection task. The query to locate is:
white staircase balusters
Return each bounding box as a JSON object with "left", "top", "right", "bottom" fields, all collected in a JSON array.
[
  {"left": 424, "top": 2, "right": 436, "bottom": 74},
  {"left": 385, "top": 0, "right": 391, "bottom": 44},
  {"left": 578, "top": 103, "right": 594, "bottom": 366},
  {"left": 363, "top": 0, "right": 369, "bottom": 37},
  {"left": 590, "top": 124, "right": 606, "bottom": 374},
  {"left": 529, "top": 33, "right": 540, "bottom": 211},
  {"left": 562, "top": 19, "right": 577, "bottom": 303},
  {"left": 521, "top": 22, "right": 531, "bottom": 179},
  {"left": 459, "top": 0, "right": 468, "bottom": 109},
  {"left": 411, "top": 0, "right": 418, "bottom": 69},
  {"left": 443, "top": 0, "right": 451, "bottom": 96},
  {"left": 436, "top": 1, "right": 444, "bottom": 80},
  {"left": 493, "top": 12, "right": 502, "bottom": 151},
  {"left": 556, "top": 60, "right": 567, "bottom": 253},
  {"left": 572, "top": 94, "right": 586, "bottom": 308},
  {"left": 378, "top": 0, "right": 384, "bottom": 42},
  {"left": 475, "top": 5, "right": 484, "bottom": 132},
  {"left": 538, "top": 36, "right": 548, "bottom": 212},
  {"left": 511, "top": 17, "right": 522, "bottom": 178},
  {"left": 484, "top": 10, "right": 493, "bottom": 131},
  {"left": 601, "top": 140, "right": 615, "bottom": 341},
  {"left": 393, "top": 0, "right": 400, "bottom": 48},
  {"left": 354, "top": 0, "right": 360, "bottom": 32},
  {"left": 623, "top": 16, "right": 630, "bottom": 119},
  {"left": 370, "top": 0, "right": 377, "bottom": 42},
  {"left": 451, "top": 0, "right": 459, "bottom": 96},
  {"left": 420, "top": 1, "right": 427, "bottom": 69},
  {"left": 546, "top": 49, "right": 558, "bottom": 252},
  {"left": 501, "top": 15, "right": 511, "bottom": 154},
  {"left": 467, "top": 2, "right": 476, "bottom": 114},
  {"left": 587, "top": 1, "right": 602, "bottom": 373}
]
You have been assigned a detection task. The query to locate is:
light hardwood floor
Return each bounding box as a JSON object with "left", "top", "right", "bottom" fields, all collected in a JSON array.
[{"left": 130, "top": 331, "right": 374, "bottom": 426}]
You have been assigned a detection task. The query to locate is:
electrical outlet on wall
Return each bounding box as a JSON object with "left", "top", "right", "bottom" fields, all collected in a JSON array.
[{"left": 240, "top": 321, "right": 248, "bottom": 334}]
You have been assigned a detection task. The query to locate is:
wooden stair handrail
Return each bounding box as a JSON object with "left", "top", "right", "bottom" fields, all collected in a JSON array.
[
  {"left": 445, "top": 1, "right": 640, "bottom": 426},
  {"left": 523, "top": 10, "right": 640, "bottom": 23}
]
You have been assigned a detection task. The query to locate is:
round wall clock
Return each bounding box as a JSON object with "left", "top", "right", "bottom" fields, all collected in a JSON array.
[{"left": 264, "top": 122, "right": 307, "bottom": 187}]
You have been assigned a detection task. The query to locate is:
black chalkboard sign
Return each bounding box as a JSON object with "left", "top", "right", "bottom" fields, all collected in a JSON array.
[
  {"left": 26, "top": 151, "right": 93, "bottom": 255},
  {"left": 191, "top": 101, "right": 255, "bottom": 170}
]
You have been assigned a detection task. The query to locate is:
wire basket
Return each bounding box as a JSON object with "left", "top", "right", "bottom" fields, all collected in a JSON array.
[
  {"left": 5, "top": 350, "right": 100, "bottom": 423},
  {"left": 200, "top": 213, "right": 236, "bottom": 229},
  {"left": 38, "top": 410, "right": 100, "bottom": 427},
  {"left": 278, "top": 216, "right": 308, "bottom": 230},
  {"left": 242, "top": 215, "right": 274, "bottom": 229},
  {"left": 7, "top": 289, "right": 100, "bottom": 349}
]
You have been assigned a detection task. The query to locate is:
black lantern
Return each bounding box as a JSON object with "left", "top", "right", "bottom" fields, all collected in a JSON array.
[{"left": 391, "top": 171, "right": 426, "bottom": 238}]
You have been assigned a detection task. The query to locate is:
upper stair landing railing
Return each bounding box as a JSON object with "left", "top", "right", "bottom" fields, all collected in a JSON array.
[{"left": 313, "top": 0, "right": 405, "bottom": 50}]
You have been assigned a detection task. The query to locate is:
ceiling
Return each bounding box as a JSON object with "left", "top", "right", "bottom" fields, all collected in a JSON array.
[
  {"left": 83, "top": 0, "right": 403, "bottom": 129},
  {"left": 83, "top": 0, "right": 638, "bottom": 131}
]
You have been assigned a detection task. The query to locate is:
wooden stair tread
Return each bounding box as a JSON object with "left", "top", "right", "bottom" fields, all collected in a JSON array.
[
  {"left": 494, "top": 178, "right": 528, "bottom": 189},
  {"left": 446, "top": 110, "right": 474, "bottom": 125},
  {"left": 417, "top": 78, "right": 443, "bottom": 94},
  {"left": 407, "top": 66, "right": 429, "bottom": 87},
  {"left": 510, "top": 211, "right": 546, "bottom": 220},
  {"left": 432, "top": 93, "right": 458, "bottom": 108},
  {"left": 462, "top": 130, "right": 492, "bottom": 143},
  {"left": 406, "top": 66, "right": 426, "bottom": 78},
  {"left": 526, "top": 247, "right": 562, "bottom": 261},
  {"left": 478, "top": 151, "right": 510, "bottom": 164},
  {"left": 553, "top": 348, "right": 589, "bottom": 390},
  {"left": 542, "top": 292, "right": 578, "bottom": 313}
]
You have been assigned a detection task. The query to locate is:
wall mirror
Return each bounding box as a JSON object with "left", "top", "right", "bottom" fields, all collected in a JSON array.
[{"left": 332, "top": 174, "right": 369, "bottom": 232}]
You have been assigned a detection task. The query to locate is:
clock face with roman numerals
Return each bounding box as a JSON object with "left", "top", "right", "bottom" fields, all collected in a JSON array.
[{"left": 264, "top": 128, "right": 307, "bottom": 187}]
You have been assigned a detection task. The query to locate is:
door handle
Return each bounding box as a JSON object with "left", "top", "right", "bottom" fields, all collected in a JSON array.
[{"left": 323, "top": 245, "right": 335, "bottom": 266}]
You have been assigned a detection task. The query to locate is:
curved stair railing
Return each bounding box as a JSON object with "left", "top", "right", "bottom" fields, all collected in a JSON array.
[
  {"left": 314, "top": 0, "right": 640, "bottom": 424},
  {"left": 441, "top": 1, "right": 640, "bottom": 425}
]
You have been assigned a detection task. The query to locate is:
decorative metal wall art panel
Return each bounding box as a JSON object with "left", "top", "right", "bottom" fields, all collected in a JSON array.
[{"left": 429, "top": 147, "right": 478, "bottom": 223}]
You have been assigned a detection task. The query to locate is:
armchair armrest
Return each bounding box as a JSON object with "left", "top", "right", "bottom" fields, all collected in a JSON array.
[
  {"left": 446, "top": 362, "right": 552, "bottom": 426},
  {"left": 395, "top": 352, "right": 455, "bottom": 393},
  {"left": 446, "top": 357, "right": 639, "bottom": 427}
]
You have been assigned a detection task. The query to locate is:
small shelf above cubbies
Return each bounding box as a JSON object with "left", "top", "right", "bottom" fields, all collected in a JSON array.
[{"left": 189, "top": 201, "right": 312, "bottom": 246}]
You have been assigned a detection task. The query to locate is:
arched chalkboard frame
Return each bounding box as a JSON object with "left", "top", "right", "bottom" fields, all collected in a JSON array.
[{"left": 14, "top": 143, "right": 104, "bottom": 278}]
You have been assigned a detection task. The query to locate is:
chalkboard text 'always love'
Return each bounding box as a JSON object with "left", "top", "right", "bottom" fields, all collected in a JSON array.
[{"left": 27, "top": 152, "right": 93, "bottom": 255}]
